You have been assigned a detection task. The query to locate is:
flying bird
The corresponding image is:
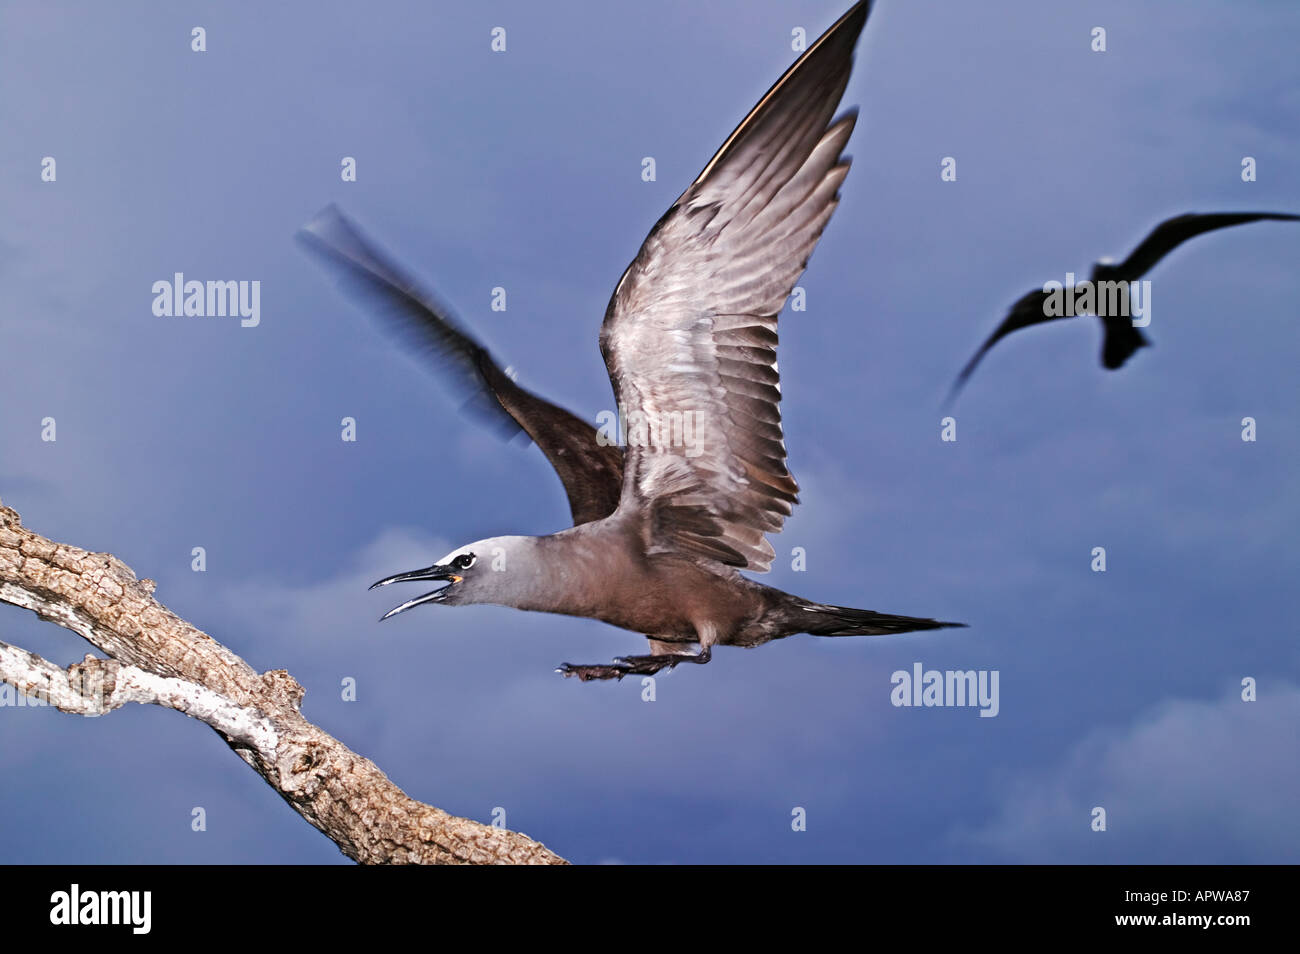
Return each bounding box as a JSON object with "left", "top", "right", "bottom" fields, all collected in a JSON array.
[
  {"left": 301, "top": 0, "right": 962, "bottom": 681},
  {"left": 948, "top": 211, "right": 1300, "bottom": 401}
]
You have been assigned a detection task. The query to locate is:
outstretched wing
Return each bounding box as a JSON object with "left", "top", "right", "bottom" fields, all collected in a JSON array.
[
  {"left": 946, "top": 288, "right": 1057, "bottom": 403},
  {"left": 599, "top": 1, "right": 871, "bottom": 571},
  {"left": 949, "top": 211, "right": 1300, "bottom": 400},
  {"left": 1115, "top": 212, "right": 1300, "bottom": 278},
  {"left": 299, "top": 205, "right": 624, "bottom": 526}
]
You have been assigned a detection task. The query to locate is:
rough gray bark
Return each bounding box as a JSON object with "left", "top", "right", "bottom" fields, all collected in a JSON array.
[{"left": 0, "top": 500, "right": 566, "bottom": 865}]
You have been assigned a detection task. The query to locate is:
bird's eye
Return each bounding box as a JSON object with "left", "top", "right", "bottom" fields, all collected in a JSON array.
[{"left": 452, "top": 553, "right": 476, "bottom": 570}]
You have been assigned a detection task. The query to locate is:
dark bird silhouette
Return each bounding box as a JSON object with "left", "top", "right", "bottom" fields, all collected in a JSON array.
[
  {"left": 949, "top": 212, "right": 1300, "bottom": 402},
  {"left": 300, "top": 0, "right": 963, "bottom": 681}
]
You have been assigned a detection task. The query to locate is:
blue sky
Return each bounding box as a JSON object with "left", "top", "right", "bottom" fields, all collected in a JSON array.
[{"left": 2, "top": 0, "right": 1297, "bottom": 864}]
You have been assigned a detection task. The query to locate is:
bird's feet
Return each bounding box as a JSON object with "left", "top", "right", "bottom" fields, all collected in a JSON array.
[{"left": 557, "top": 649, "right": 711, "bottom": 681}]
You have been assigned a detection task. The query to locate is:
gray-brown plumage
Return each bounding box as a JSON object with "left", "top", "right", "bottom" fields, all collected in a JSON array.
[
  {"left": 299, "top": 207, "right": 624, "bottom": 527},
  {"left": 301, "top": 0, "right": 962, "bottom": 681},
  {"left": 949, "top": 212, "right": 1300, "bottom": 402}
]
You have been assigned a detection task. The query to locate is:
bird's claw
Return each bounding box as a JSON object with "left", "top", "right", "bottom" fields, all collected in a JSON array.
[
  {"left": 557, "top": 650, "right": 711, "bottom": 681},
  {"left": 556, "top": 661, "right": 632, "bottom": 682}
]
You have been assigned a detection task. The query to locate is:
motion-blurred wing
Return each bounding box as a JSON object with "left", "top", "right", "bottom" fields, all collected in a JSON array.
[
  {"left": 947, "top": 288, "right": 1059, "bottom": 402},
  {"left": 1114, "top": 212, "right": 1300, "bottom": 278},
  {"left": 299, "top": 205, "right": 623, "bottom": 526}
]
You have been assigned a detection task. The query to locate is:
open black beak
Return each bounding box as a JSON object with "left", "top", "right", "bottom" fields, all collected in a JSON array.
[{"left": 370, "top": 564, "right": 463, "bottom": 620}]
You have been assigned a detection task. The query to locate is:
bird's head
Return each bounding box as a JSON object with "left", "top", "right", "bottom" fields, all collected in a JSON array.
[
  {"left": 1091, "top": 256, "right": 1119, "bottom": 281},
  {"left": 370, "top": 536, "right": 530, "bottom": 618}
]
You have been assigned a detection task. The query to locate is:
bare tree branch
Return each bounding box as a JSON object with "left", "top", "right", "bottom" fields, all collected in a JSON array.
[{"left": 0, "top": 500, "right": 567, "bottom": 865}]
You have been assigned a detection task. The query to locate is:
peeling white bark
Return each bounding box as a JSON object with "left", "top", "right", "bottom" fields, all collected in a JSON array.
[{"left": 0, "top": 500, "right": 566, "bottom": 865}]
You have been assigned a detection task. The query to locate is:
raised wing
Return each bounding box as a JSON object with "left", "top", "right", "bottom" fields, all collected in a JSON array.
[
  {"left": 299, "top": 205, "right": 624, "bottom": 526},
  {"left": 1114, "top": 212, "right": 1300, "bottom": 279},
  {"left": 599, "top": 1, "right": 870, "bottom": 571}
]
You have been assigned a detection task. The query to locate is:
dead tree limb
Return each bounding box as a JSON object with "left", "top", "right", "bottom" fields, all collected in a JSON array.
[{"left": 0, "top": 500, "right": 566, "bottom": 865}]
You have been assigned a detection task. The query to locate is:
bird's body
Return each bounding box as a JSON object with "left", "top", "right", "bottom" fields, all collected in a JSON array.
[
  {"left": 412, "top": 525, "right": 945, "bottom": 651},
  {"left": 499, "top": 528, "right": 766, "bottom": 645},
  {"left": 474, "top": 527, "right": 726, "bottom": 641},
  {"left": 302, "top": 1, "right": 962, "bottom": 679}
]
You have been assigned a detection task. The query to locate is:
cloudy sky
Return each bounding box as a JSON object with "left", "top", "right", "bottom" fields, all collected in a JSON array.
[{"left": 2, "top": 0, "right": 1297, "bottom": 864}]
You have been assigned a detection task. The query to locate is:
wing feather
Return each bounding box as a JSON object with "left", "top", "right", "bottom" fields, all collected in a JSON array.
[
  {"left": 599, "top": 2, "right": 871, "bottom": 571},
  {"left": 299, "top": 205, "right": 624, "bottom": 527}
]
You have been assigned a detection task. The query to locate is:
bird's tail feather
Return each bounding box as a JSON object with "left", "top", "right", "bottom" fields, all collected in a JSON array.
[
  {"left": 795, "top": 600, "right": 966, "bottom": 637},
  {"left": 1101, "top": 318, "right": 1152, "bottom": 370}
]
